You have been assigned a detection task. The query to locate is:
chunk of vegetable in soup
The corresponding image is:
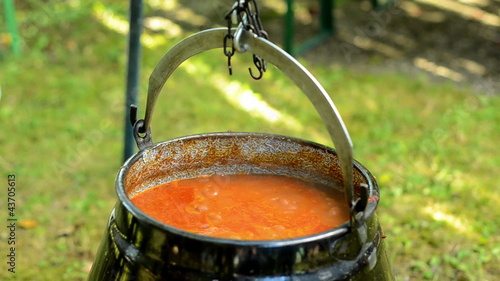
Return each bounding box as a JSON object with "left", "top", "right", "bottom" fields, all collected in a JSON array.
[{"left": 131, "top": 174, "right": 349, "bottom": 240}]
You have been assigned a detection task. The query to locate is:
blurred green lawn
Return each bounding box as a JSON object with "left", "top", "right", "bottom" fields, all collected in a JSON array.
[{"left": 0, "top": 1, "right": 499, "bottom": 280}]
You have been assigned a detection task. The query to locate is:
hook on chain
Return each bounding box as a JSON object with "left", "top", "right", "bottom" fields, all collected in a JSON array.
[{"left": 249, "top": 54, "right": 265, "bottom": 80}]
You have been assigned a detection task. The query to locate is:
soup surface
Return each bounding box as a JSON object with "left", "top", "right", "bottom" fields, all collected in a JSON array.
[{"left": 131, "top": 174, "right": 349, "bottom": 240}]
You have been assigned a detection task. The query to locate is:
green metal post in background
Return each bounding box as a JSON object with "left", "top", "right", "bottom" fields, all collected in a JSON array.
[
  {"left": 284, "top": 0, "right": 295, "bottom": 54},
  {"left": 284, "top": 0, "right": 397, "bottom": 55},
  {"left": 123, "top": 0, "right": 143, "bottom": 161},
  {"left": 372, "top": 0, "right": 397, "bottom": 10},
  {"left": 3, "top": 0, "right": 21, "bottom": 56},
  {"left": 319, "top": 0, "right": 333, "bottom": 35},
  {"left": 294, "top": 0, "right": 334, "bottom": 55}
]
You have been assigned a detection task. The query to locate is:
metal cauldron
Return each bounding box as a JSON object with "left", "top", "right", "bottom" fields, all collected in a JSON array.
[{"left": 88, "top": 28, "right": 394, "bottom": 280}]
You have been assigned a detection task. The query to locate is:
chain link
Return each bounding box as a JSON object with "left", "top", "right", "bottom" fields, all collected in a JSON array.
[
  {"left": 224, "top": 0, "right": 268, "bottom": 80},
  {"left": 223, "top": 16, "right": 235, "bottom": 75}
]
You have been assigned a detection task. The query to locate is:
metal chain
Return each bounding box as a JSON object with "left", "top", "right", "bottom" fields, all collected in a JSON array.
[{"left": 224, "top": 0, "right": 268, "bottom": 80}]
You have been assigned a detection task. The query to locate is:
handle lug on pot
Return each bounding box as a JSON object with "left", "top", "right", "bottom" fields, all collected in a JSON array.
[
  {"left": 352, "top": 183, "right": 369, "bottom": 213},
  {"left": 130, "top": 104, "right": 153, "bottom": 150}
]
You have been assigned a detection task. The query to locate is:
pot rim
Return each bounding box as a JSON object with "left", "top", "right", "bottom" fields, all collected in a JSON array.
[{"left": 116, "top": 132, "right": 378, "bottom": 247}]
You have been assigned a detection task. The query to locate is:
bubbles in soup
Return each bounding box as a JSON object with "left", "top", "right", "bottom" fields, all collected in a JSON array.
[{"left": 130, "top": 174, "right": 349, "bottom": 240}]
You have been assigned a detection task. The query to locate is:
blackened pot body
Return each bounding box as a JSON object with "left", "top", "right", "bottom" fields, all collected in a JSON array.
[{"left": 88, "top": 133, "right": 394, "bottom": 281}]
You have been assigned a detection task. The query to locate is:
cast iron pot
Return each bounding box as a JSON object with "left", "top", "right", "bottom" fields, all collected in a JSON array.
[{"left": 88, "top": 28, "right": 394, "bottom": 281}]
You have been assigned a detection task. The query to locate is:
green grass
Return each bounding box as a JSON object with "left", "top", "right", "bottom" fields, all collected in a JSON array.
[{"left": 1, "top": 1, "right": 499, "bottom": 280}]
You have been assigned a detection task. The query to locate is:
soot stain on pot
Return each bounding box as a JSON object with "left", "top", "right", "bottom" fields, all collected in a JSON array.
[{"left": 123, "top": 134, "right": 369, "bottom": 203}]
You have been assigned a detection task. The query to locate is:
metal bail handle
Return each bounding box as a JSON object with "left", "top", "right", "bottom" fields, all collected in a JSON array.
[{"left": 135, "top": 28, "right": 359, "bottom": 226}]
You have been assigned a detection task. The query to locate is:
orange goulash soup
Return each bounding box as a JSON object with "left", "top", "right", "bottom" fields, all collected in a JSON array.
[{"left": 131, "top": 174, "right": 349, "bottom": 240}]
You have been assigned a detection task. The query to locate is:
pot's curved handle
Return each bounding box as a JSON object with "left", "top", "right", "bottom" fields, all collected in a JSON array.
[{"left": 136, "top": 28, "right": 356, "bottom": 219}]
